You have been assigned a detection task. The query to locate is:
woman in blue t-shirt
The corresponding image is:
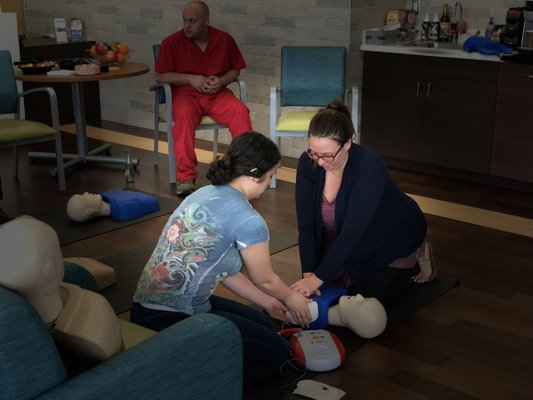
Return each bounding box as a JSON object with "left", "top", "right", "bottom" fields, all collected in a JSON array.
[{"left": 131, "top": 131, "right": 311, "bottom": 385}]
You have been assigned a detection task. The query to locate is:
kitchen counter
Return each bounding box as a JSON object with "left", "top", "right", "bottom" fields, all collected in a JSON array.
[
  {"left": 361, "top": 42, "right": 503, "bottom": 62},
  {"left": 360, "top": 44, "right": 533, "bottom": 189}
]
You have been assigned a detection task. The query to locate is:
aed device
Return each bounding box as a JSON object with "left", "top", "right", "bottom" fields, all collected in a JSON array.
[{"left": 289, "top": 329, "right": 346, "bottom": 372}]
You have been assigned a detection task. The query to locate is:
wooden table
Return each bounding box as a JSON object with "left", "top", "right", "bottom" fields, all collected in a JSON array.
[{"left": 15, "top": 61, "right": 149, "bottom": 172}]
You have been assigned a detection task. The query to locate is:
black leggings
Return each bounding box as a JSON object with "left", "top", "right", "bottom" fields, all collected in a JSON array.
[
  {"left": 349, "top": 264, "right": 420, "bottom": 307},
  {"left": 130, "top": 296, "right": 289, "bottom": 385}
]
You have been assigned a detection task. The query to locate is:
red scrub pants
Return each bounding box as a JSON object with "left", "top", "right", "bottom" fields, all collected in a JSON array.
[{"left": 171, "top": 88, "right": 252, "bottom": 182}]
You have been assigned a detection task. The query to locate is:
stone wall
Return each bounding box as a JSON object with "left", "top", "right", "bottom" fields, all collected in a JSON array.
[{"left": 22, "top": 0, "right": 523, "bottom": 157}]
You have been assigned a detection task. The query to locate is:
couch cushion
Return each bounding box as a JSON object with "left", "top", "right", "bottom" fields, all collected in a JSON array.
[{"left": 0, "top": 286, "right": 67, "bottom": 400}]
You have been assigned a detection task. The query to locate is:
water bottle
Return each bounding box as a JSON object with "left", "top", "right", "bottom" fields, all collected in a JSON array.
[
  {"left": 125, "top": 148, "right": 134, "bottom": 183},
  {"left": 485, "top": 17, "right": 494, "bottom": 39}
]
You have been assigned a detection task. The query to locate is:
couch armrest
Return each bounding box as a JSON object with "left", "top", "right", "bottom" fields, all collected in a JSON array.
[{"left": 37, "top": 313, "right": 243, "bottom": 400}]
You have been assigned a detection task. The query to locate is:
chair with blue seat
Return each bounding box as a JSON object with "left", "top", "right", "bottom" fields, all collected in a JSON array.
[
  {"left": 0, "top": 50, "right": 66, "bottom": 191},
  {"left": 150, "top": 44, "right": 247, "bottom": 184},
  {"left": 269, "top": 46, "right": 359, "bottom": 188}
]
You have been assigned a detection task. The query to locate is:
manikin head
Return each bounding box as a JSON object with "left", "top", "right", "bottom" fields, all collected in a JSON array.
[
  {"left": 0, "top": 216, "right": 64, "bottom": 324},
  {"left": 337, "top": 294, "right": 387, "bottom": 338},
  {"left": 324, "top": 293, "right": 387, "bottom": 338},
  {"left": 67, "top": 192, "right": 111, "bottom": 222}
]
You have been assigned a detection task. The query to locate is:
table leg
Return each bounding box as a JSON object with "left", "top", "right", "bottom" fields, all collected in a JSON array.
[{"left": 28, "top": 81, "right": 138, "bottom": 175}]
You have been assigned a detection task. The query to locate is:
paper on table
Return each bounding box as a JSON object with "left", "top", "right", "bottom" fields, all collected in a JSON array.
[{"left": 47, "top": 70, "right": 75, "bottom": 76}]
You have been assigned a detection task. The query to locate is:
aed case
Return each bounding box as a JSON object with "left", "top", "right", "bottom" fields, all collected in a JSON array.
[{"left": 365, "top": 27, "right": 400, "bottom": 45}]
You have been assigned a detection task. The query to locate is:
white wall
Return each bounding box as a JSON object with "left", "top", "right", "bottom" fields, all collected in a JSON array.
[{"left": 0, "top": 12, "right": 20, "bottom": 61}]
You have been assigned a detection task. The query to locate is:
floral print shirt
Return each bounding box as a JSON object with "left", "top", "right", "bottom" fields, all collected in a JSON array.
[{"left": 133, "top": 185, "right": 268, "bottom": 314}]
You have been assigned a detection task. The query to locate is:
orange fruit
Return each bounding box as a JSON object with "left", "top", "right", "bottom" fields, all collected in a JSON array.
[
  {"left": 118, "top": 44, "right": 129, "bottom": 55},
  {"left": 116, "top": 53, "right": 126, "bottom": 64}
]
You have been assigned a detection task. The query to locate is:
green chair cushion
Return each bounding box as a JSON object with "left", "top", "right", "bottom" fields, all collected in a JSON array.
[
  {"left": 276, "top": 110, "right": 317, "bottom": 132},
  {"left": 0, "top": 120, "right": 56, "bottom": 142}
]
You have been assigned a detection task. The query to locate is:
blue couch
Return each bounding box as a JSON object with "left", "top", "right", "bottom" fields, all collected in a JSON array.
[{"left": 0, "top": 285, "right": 243, "bottom": 400}]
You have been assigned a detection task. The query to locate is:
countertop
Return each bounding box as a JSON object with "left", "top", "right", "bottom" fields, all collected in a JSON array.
[{"left": 361, "top": 42, "right": 503, "bottom": 62}]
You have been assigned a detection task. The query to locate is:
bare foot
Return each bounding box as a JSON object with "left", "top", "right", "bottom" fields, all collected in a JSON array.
[{"left": 411, "top": 242, "right": 437, "bottom": 283}]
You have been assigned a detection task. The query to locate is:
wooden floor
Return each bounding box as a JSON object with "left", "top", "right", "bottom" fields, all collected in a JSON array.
[{"left": 1, "top": 123, "right": 532, "bottom": 399}]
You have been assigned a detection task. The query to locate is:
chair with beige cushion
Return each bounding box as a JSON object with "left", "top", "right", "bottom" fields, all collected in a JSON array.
[
  {"left": 0, "top": 50, "right": 66, "bottom": 191},
  {"left": 150, "top": 44, "right": 247, "bottom": 184},
  {"left": 269, "top": 46, "right": 358, "bottom": 188}
]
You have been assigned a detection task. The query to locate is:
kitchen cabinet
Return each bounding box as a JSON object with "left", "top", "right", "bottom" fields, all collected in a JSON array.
[
  {"left": 361, "top": 52, "right": 498, "bottom": 174},
  {"left": 491, "top": 62, "right": 533, "bottom": 184},
  {"left": 20, "top": 38, "right": 101, "bottom": 125}
]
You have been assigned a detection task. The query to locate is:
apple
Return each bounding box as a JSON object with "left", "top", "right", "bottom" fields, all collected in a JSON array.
[
  {"left": 105, "top": 50, "right": 118, "bottom": 63},
  {"left": 111, "top": 42, "right": 120, "bottom": 53},
  {"left": 98, "top": 54, "right": 109, "bottom": 65},
  {"left": 89, "top": 45, "right": 98, "bottom": 59},
  {"left": 95, "top": 43, "right": 108, "bottom": 55}
]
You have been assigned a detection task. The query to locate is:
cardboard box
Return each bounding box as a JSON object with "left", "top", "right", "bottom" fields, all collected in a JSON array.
[
  {"left": 386, "top": 10, "right": 407, "bottom": 26},
  {"left": 54, "top": 18, "right": 67, "bottom": 42}
]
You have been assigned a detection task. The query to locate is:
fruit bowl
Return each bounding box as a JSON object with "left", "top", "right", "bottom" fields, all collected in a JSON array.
[
  {"left": 88, "top": 41, "right": 131, "bottom": 66},
  {"left": 17, "top": 60, "right": 56, "bottom": 74}
]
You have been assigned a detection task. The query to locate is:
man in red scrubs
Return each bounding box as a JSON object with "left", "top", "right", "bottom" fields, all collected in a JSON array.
[{"left": 154, "top": 0, "right": 252, "bottom": 197}]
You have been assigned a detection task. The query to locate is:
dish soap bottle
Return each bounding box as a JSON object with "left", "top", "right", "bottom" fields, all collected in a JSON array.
[
  {"left": 485, "top": 17, "right": 494, "bottom": 39},
  {"left": 421, "top": 13, "right": 431, "bottom": 41},
  {"left": 429, "top": 14, "right": 440, "bottom": 41}
]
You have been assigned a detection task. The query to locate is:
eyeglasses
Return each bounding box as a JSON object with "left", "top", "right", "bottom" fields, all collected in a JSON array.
[{"left": 306, "top": 145, "right": 343, "bottom": 162}]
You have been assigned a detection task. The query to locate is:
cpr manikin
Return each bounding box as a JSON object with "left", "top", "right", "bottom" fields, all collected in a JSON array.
[
  {"left": 67, "top": 193, "right": 111, "bottom": 222},
  {"left": 287, "top": 286, "right": 387, "bottom": 339},
  {"left": 0, "top": 215, "right": 64, "bottom": 324},
  {"left": 0, "top": 216, "right": 123, "bottom": 361},
  {"left": 66, "top": 190, "right": 160, "bottom": 222}
]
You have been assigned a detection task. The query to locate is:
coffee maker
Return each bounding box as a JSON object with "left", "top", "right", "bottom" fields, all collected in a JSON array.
[{"left": 501, "top": 7, "right": 525, "bottom": 48}]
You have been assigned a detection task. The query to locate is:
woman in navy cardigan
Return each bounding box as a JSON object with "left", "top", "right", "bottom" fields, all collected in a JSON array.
[{"left": 291, "top": 99, "right": 436, "bottom": 306}]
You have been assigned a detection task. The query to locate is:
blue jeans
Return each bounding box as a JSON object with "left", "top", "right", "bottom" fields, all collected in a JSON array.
[{"left": 130, "top": 296, "right": 289, "bottom": 385}]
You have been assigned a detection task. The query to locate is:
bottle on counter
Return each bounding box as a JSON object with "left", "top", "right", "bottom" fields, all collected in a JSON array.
[
  {"left": 450, "top": 7, "right": 459, "bottom": 42},
  {"left": 125, "top": 148, "right": 135, "bottom": 183},
  {"left": 485, "top": 17, "right": 494, "bottom": 39},
  {"left": 439, "top": 3, "right": 450, "bottom": 42},
  {"left": 429, "top": 14, "right": 440, "bottom": 41},
  {"left": 421, "top": 13, "right": 431, "bottom": 41}
]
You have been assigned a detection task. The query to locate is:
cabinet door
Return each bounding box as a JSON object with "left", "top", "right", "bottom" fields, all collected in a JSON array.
[
  {"left": 491, "top": 83, "right": 533, "bottom": 183},
  {"left": 361, "top": 70, "right": 424, "bottom": 162},
  {"left": 421, "top": 78, "right": 496, "bottom": 174}
]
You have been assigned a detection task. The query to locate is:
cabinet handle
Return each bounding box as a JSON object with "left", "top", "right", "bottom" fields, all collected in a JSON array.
[
  {"left": 528, "top": 75, "right": 533, "bottom": 79},
  {"left": 427, "top": 82, "right": 432, "bottom": 97},
  {"left": 417, "top": 81, "right": 422, "bottom": 96}
]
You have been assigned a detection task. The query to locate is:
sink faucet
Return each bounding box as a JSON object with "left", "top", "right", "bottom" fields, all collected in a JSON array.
[{"left": 453, "top": 2, "right": 463, "bottom": 43}]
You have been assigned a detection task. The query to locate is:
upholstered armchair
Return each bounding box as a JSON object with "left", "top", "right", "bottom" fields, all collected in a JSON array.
[{"left": 0, "top": 285, "right": 243, "bottom": 400}]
